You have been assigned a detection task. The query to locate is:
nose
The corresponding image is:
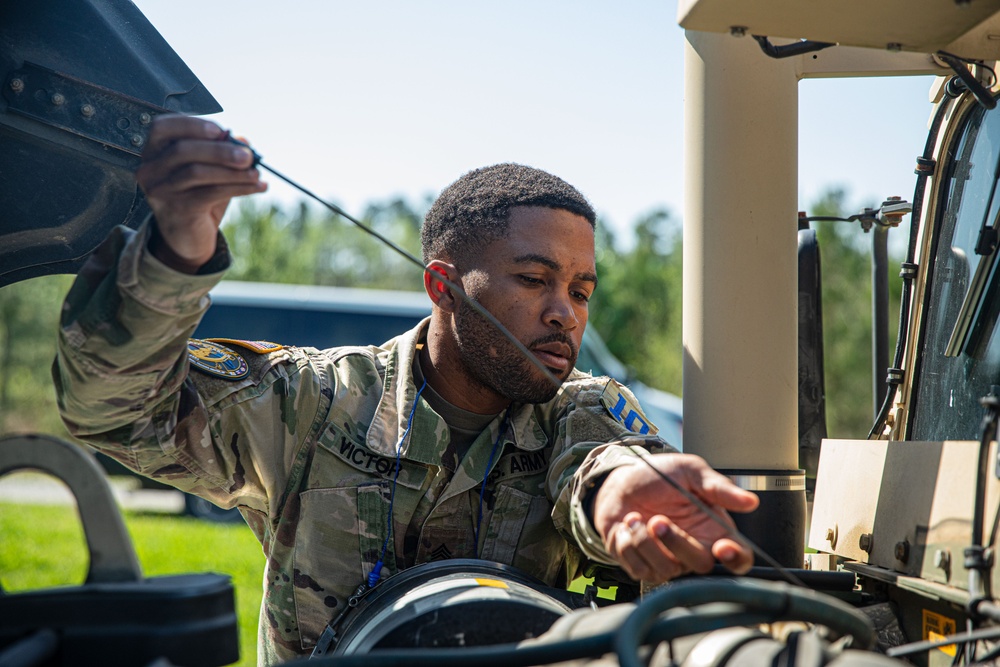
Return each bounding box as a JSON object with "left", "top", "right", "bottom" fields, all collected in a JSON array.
[{"left": 544, "top": 292, "right": 579, "bottom": 331}]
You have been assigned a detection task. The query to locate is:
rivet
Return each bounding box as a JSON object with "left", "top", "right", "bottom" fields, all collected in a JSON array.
[
  {"left": 50, "top": 93, "right": 65, "bottom": 106},
  {"left": 130, "top": 134, "right": 144, "bottom": 147},
  {"left": 859, "top": 533, "right": 873, "bottom": 553},
  {"left": 139, "top": 112, "right": 152, "bottom": 125},
  {"left": 9, "top": 78, "right": 24, "bottom": 93},
  {"left": 80, "top": 104, "right": 95, "bottom": 118},
  {"left": 894, "top": 540, "right": 909, "bottom": 562}
]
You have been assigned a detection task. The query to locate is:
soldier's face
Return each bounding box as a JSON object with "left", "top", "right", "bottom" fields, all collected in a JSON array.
[{"left": 454, "top": 206, "right": 596, "bottom": 403}]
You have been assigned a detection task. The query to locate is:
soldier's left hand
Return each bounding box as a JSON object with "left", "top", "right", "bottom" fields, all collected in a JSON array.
[{"left": 592, "top": 452, "right": 759, "bottom": 583}]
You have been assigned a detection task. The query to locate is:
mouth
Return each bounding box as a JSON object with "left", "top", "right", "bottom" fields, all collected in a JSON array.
[{"left": 530, "top": 341, "right": 574, "bottom": 374}]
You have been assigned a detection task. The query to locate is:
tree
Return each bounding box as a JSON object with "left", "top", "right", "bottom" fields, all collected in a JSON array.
[
  {"left": 0, "top": 274, "right": 74, "bottom": 435},
  {"left": 221, "top": 197, "right": 428, "bottom": 290},
  {"left": 589, "top": 209, "right": 683, "bottom": 395},
  {"left": 808, "top": 188, "right": 904, "bottom": 438}
]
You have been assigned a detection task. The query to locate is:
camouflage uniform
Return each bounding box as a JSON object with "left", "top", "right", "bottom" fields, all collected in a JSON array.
[{"left": 54, "top": 222, "right": 671, "bottom": 665}]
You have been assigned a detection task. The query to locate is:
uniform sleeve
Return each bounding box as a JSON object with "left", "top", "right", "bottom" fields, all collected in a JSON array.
[
  {"left": 546, "top": 378, "right": 675, "bottom": 567},
  {"left": 52, "top": 220, "right": 326, "bottom": 516}
]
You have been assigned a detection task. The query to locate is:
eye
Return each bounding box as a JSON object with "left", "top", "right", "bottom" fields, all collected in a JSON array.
[
  {"left": 571, "top": 290, "right": 591, "bottom": 303},
  {"left": 519, "top": 275, "right": 544, "bottom": 286}
]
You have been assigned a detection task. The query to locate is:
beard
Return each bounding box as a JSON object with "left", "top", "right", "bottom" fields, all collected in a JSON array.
[{"left": 453, "top": 304, "right": 578, "bottom": 404}]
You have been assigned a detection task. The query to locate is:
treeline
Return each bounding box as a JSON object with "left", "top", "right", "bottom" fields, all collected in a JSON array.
[{"left": 0, "top": 189, "right": 898, "bottom": 439}]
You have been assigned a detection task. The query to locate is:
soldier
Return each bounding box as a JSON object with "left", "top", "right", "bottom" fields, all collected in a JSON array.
[{"left": 54, "top": 115, "right": 759, "bottom": 664}]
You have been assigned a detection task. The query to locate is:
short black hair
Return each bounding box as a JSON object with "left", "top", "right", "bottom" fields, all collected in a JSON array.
[{"left": 421, "top": 163, "right": 596, "bottom": 265}]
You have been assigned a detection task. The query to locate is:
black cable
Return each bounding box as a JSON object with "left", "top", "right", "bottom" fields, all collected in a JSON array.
[
  {"left": 0, "top": 629, "right": 59, "bottom": 667},
  {"left": 288, "top": 581, "right": 872, "bottom": 667},
  {"left": 867, "top": 89, "right": 953, "bottom": 439},
  {"left": 752, "top": 35, "right": 835, "bottom": 59},
  {"left": 886, "top": 623, "right": 1000, "bottom": 658},
  {"left": 973, "top": 398, "right": 998, "bottom": 549},
  {"left": 293, "top": 608, "right": 771, "bottom": 667},
  {"left": 624, "top": 443, "right": 806, "bottom": 588},
  {"left": 973, "top": 637, "right": 1000, "bottom": 663},
  {"left": 614, "top": 579, "right": 875, "bottom": 667},
  {"left": 799, "top": 214, "right": 901, "bottom": 228},
  {"left": 937, "top": 52, "right": 997, "bottom": 110}
]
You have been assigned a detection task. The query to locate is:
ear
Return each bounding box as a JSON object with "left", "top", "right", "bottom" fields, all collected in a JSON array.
[{"left": 424, "top": 260, "right": 459, "bottom": 312}]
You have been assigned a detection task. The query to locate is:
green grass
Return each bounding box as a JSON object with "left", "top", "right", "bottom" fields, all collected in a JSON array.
[{"left": 0, "top": 502, "right": 263, "bottom": 667}]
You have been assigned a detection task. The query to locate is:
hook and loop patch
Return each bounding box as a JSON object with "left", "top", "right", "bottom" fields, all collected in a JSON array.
[{"left": 187, "top": 339, "right": 250, "bottom": 380}]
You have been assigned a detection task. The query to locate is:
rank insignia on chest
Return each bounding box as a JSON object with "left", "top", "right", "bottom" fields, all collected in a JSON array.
[
  {"left": 600, "top": 379, "right": 658, "bottom": 436},
  {"left": 187, "top": 339, "right": 250, "bottom": 380}
]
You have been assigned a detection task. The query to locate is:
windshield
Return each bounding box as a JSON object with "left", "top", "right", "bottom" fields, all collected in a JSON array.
[{"left": 911, "top": 101, "right": 1000, "bottom": 440}]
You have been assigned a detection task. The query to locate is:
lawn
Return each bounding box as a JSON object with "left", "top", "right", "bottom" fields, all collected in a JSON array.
[{"left": 0, "top": 501, "right": 264, "bottom": 667}]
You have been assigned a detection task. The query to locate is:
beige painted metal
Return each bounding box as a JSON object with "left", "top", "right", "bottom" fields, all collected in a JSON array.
[
  {"left": 809, "top": 439, "right": 1000, "bottom": 592},
  {"left": 807, "top": 439, "right": 888, "bottom": 562},
  {"left": 796, "top": 46, "right": 945, "bottom": 79},
  {"left": 682, "top": 29, "right": 950, "bottom": 469},
  {"left": 678, "top": 0, "right": 1000, "bottom": 60},
  {"left": 682, "top": 31, "right": 799, "bottom": 469}
]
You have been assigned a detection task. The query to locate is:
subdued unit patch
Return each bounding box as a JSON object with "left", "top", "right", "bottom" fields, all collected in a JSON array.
[
  {"left": 187, "top": 339, "right": 250, "bottom": 380},
  {"left": 600, "top": 379, "right": 658, "bottom": 436}
]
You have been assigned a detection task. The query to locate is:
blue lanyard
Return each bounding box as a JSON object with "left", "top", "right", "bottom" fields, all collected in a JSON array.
[
  {"left": 475, "top": 411, "right": 510, "bottom": 556},
  {"left": 368, "top": 384, "right": 511, "bottom": 587},
  {"left": 368, "top": 378, "right": 428, "bottom": 587}
]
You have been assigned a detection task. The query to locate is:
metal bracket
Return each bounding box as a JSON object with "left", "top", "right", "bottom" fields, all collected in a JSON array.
[
  {"left": 0, "top": 434, "right": 142, "bottom": 584},
  {"left": 3, "top": 62, "right": 169, "bottom": 156}
]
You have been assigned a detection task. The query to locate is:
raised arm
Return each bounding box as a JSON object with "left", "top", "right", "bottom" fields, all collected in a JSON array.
[{"left": 136, "top": 115, "right": 266, "bottom": 272}]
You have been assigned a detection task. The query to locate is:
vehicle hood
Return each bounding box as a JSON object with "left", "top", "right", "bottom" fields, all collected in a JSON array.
[{"left": 0, "top": 0, "right": 220, "bottom": 287}]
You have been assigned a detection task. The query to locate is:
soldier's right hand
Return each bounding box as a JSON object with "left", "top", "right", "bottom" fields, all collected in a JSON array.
[{"left": 136, "top": 115, "right": 266, "bottom": 273}]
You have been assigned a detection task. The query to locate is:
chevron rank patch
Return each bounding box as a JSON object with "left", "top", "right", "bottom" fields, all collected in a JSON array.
[
  {"left": 600, "top": 379, "right": 658, "bottom": 436},
  {"left": 206, "top": 338, "right": 284, "bottom": 354},
  {"left": 187, "top": 339, "right": 250, "bottom": 380}
]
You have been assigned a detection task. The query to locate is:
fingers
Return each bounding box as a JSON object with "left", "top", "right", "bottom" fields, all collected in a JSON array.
[
  {"left": 607, "top": 512, "right": 753, "bottom": 584},
  {"left": 142, "top": 114, "right": 225, "bottom": 157},
  {"left": 712, "top": 537, "right": 755, "bottom": 575},
  {"left": 692, "top": 465, "right": 760, "bottom": 514},
  {"left": 607, "top": 512, "right": 713, "bottom": 583},
  {"left": 137, "top": 116, "right": 262, "bottom": 200},
  {"left": 134, "top": 115, "right": 265, "bottom": 269}
]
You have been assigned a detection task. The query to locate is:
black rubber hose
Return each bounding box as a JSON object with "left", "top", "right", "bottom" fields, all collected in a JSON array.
[
  {"left": 753, "top": 35, "right": 835, "bottom": 59},
  {"left": 614, "top": 580, "right": 875, "bottom": 667},
  {"left": 288, "top": 582, "right": 873, "bottom": 667}
]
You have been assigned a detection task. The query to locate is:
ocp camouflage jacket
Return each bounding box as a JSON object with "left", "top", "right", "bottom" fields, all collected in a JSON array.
[{"left": 53, "top": 222, "right": 669, "bottom": 665}]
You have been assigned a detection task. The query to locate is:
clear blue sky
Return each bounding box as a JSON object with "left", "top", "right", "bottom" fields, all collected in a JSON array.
[{"left": 134, "top": 0, "right": 937, "bottom": 244}]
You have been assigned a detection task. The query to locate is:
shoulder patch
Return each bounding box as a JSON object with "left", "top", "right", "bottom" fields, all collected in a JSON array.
[
  {"left": 600, "top": 379, "right": 658, "bottom": 436},
  {"left": 205, "top": 337, "right": 284, "bottom": 354},
  {"left": 187, "top": 339, "right": 250, "bottom": 380}
]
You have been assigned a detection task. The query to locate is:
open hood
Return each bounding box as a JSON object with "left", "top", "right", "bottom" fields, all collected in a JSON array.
[{"left": 0, "top": 0, "right": 221, "bottom": 287}]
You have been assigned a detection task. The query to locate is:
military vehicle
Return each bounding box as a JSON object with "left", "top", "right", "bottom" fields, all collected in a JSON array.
[{"left": 7, "top": 0, "right": 1000, "bottom": 665}]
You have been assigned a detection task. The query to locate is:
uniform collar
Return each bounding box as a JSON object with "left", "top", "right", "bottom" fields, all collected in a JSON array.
[{"left": 365, "top": 319, "right": 549, "bottom": 461}]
